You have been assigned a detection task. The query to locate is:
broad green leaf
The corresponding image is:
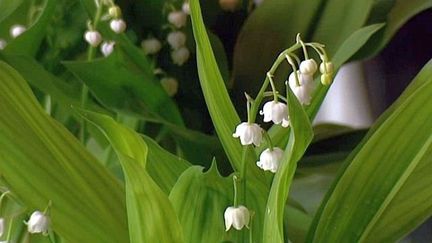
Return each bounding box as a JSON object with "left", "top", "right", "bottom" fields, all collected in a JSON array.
[
  {"left": 0, "top": 61, "right": 128, "bottom": 242},
  {"left": 268, "top": 23, "right": 384, "bottom": 149},
  {"left": 0, "top": 0, "right": 23, "bottom": 23},
  {"left": 4, "top": 0, "right": 56, "bottom": 56},
  {"left": 64, "top": 49, "right": 183, "bottom": 125},
  {"left": 311, "top": 0, "right": 375, "bottom": 54},
  {"left": 306, "top": 59, "right": 432, "bottom": 242},
  {"left": 79, "top": 110, "right": 185, "bottom": 243},
  {"left": 263, "top": 85, "right": 314, "bottom": 243},
  {"left": 190, "top": 0, "right": 245, "bottom": 170},
  {"left": 354, "top": 0, "right": 432, "bottom": 59}
]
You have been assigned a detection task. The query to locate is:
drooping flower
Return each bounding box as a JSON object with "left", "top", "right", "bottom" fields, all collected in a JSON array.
[
  {"left": 167, "top": 31, "right": 187, "bottom": 50},
  {"left": 110, "top": 19, "right": 127, "bottom": 34},
  {"left": 288, "top": 71, "right": 315, "bottom": 105},
  {"left": 168, "top": 11, "right": 187, "bottom": 28},
  {"left": 0, "top": 39, "right": 7, "bottom": 50},
  {"left": 219, "top": 0, "right": 238, "bottom": 12},
  {"left": 0, "top": 218, "right": 4, "bottom": 237},
  {"left": 171, "top": 46, "right": 190, "bottom": 66},
  {"left": 26, "top": 211, "right": 49, "bottom": 234},
  {"left": 182, "top": 2, "right": 190, "bottom": 15},
  {"left": 10, "top": 24, "right": 26, "bottom": 38},
  {"left": 299, "top": 59, "right": 318, "bottom": 75},
  {"left": 84, "top": 30, "right": 102, "bottom": 47},
  {"left": 100, "top": 41, "right": 115, "bottom": 57},
  {"left": 232, "top": 122, "right": 262, "bottom": 146},
  {"left": 257, "top": 147, "right": 283, "bottom": 173},
  {"left": 319, "top": 61, "right": 334, "bottom": 85},
  {"left": 224, "top": 205, "right": 250, "bottom": 231},
  {"left": 160, "top": 77, "right": 179, "bottom": 97},
  {"left": 260, "top": 101, "right": 288, "bottom": 127},
  {"left": 141, "top": 38, "right": 162, "bottom": 55}
]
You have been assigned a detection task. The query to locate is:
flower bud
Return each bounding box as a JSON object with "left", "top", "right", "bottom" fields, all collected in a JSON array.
[
  {"left": 10, "top": 24, "right": 26, "bottom": 38},
  {"left": 224, "top": 205, "right": 250, "bottom": 231},
  {"left": 288, "top": 71, "right": 315, "bottom": 105},
  {"left": 160, "top": 77, "right": 179, "bottom": 97},
  {"left": 319, "top": 61, "right": 334, "bottom": 74},
  {"left": 100, "top": 41, "right": 115, "bottom": 57},
  {"left": 141, "top": 38, "right": 162, "bottom": 55},
  {"left": 260, "top": 101, "right": 288, "bottom": 126},
  {"left": 219, "top": 0, "right": 238, "bottom": 11},
  {"left": 108, "top": 5, "right": 122, "bottom": 19},
  {"left": 84, "top": 30, "right": 102, "bottom": 47},
  {"left": 257, "top": 147, "right": 283, "bottom": 173},
  {"left": 232, "top": 122, "right": 262, "bottom": 146},
  {"left": 320, "top": 73, "right": 333, "bottom": 85},
  {"left": 171, "top": 46, "right": 190, "bottom": 66},
  {"left": 0, "top": 218, "right": 4, "bottom": 237},
  {"left": 168, "top": 11, "right": 187, "bottom": 29},
  {"left": 299, "top": 59, "right": 317, "bottom": 75},
  {"left": 0, "top": 39, "right": 7, "bottom": 50},
  {"left": 110, "top": 19, "right": 127, "bottom": 34},
  {"left": 26, "top": 211, "right": 49, "bottom": 234},
  {"left": 182, "top": 2, "right": 191, "bottom": 15},
  {"left": 167, "top": 31, "right": 187, "bottom": 50}
]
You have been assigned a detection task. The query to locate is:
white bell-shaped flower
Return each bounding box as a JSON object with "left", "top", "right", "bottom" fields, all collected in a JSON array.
[
  {"left": 260, "top": 101, "right": 288, "bottom": 127},
  {"left": 171, "top": 46, "right": 190, "bottom": 66},
  {"left": 100, "top": 41, "right": 115, "bottom": 57},
  {"left": 224, "top": 205, "right": 250, "bottom": 231},
  {"left": 84, "top": 30, "right": 102, "bottom": 47},
  {"left": 299, "top": 59, "right": 317, "bottom": 75},
  {"left": 110, "top": 19, "right": 127, "bottom": 34},
  {"left": 0, "top": 39, "right": 7, "bottom": 50},
  {"left": 288, "top": 71, "right": 315, "bottom": 105},
  {"left": 161, "top": 77, "right": 179, "bottom": 97},
  {"left": 26, "top": 211, "right": 49, "bottom": 234},
  {"left": 10, "top": 24, "right": 26, "bottom": 38},
  {"left": 167, "top": 31, "right": 187, "bottom": 50},
  {"left": 182, "top": 2, "right": 190, "bottom": 15},
  {"left": 141, "top": 38, "right": 162, "bottom": 55},
  {"left": 168, "top": 11, "right": 187, "bottom": 28},
  {"left": 257, "top": 147, "right": 283, "bottom": 173},
  {"left": 0, "top": 218, "right": 4, "bottom": 237},
  {"left": 232, "top": 122, "right": 262, "bottom": 146},
  {"left": 219, "top": 0, "right": 238, "bottom": 12}
]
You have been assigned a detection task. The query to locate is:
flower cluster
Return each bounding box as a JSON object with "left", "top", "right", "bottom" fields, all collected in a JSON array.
[
  {"left": 226, "top": 35, "right": 334, "bottom": 231},
  {"left": 83, "top": 2, "right": 128, "bottom": 57}
]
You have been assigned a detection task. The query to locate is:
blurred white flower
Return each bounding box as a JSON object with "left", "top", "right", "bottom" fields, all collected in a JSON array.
[
  {"left": 168, "top": 11, "right": 187, "bottom": 28},
  {"left": 10, "top": 24, "right": 26, "bottom": 38},
  {"left": 288, "top": 71, "right": 315, "bottom": 105},
  {"left": 254, "top": 0, "right": 265, "bottom": 6},
  {"left": 219, "top": 0, "right": 238, "bottom": 12},
  {"left": 257, "top": 147, "right": 283, "bottom": 173},
  {"left": 224, "top": 205, "right": 250, "bottom": 231},
  {"left": 84, "top": 30, "right": 102, "bottom": 47},
  {"left": 171, "top": 46, "right": 190, "bottom": 66},
  {"left": 299, "top": 59, "right": 317, "bottom": 75},
  {"left": 160, "top": 77, "right": 179, "bottom": 97},
  {"left": 167, "top": 31, "right": 187, "bottom": 50},
  {"left": 182, "top": 2, "right": 190, "bottom": 15},
  {"left": 232, "top": 122, "right": 262, "bottom": 146},
  {"left": 260, "top": 101, "right": 288, "bottom": 127},
  {"left": 0, "top": 39, "right": 7, "bottom": 50},
  {"left": 100, "top": 41, "right": 115, "bottom": 57},
  {"left": 141, "top": 38, "right": 162, "bottom": 55},
  {"left": 26, "top": 211, "right": 49, "bottom": 234},
  {"left": 0, "top": 218, "right": 4, "bottom": 237},
  {"left": 110, "top": 19, "right": 127, "bottom": 34}
]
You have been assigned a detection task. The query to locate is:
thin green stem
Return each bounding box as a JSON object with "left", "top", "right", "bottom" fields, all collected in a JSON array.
[
  {"left": 233, "top": 176, "right": 239, "bottom": 207},
  {"left": 286, "top": 54, "right": 301, "bottom": 87},
  {"left": 80, "top": 1, "right": 105, "bottom": 142},
  {"left": 250, "top": 43, "right": 301, "bottom": 123},
  {"left": 267, "top": 72, "right": 278, "bottom": 101},
  {"left": 6, "top": 217, "right": 14, "bottom": 241},
  {"left": 240, "top": 146, "right": 249, "bottom": 205},
  {"left": 263, "top": 131, "right": 274, "bottom": 151}
]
